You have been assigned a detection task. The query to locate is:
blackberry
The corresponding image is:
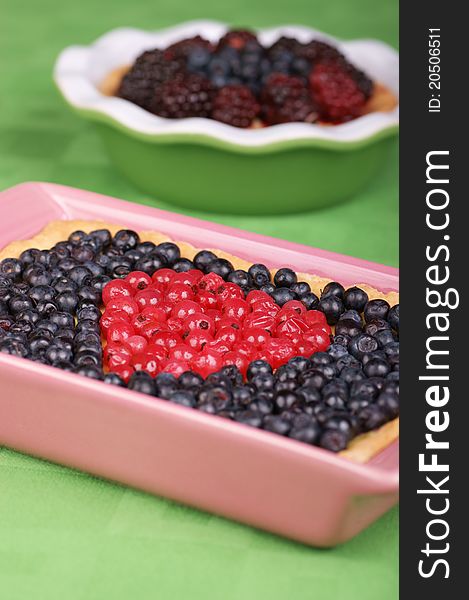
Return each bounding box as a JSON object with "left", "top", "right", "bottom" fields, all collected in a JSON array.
[
  {"left": 118, "top": 49, "right": 183, "bottom": 111},
  {"left": 212, "top": 85, "right": 260, "bottom": 128},
  {"left": 165, "top": 36, "right": 212, "bottom": 61},
  {"left": 261, "top": 73, "right": 318, "bottom": 124},
  {"left": 151, "top": 74, "right": 215, "bottom": 119},
  {"left": 310, "top": 62, "right": 366, "bottom": 123}
]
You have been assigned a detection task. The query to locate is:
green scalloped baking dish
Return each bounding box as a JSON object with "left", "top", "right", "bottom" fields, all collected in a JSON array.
[{"left": 54, "top": 21, "right": 399, "bottom": 215}]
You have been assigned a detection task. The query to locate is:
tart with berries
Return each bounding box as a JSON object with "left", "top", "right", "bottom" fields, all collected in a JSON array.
[
  {"left": 0, "top": 221, "right": 399, "bottom": 462},
  {"left": 100, "top": 29, "right": 398, "bottom": 128}
]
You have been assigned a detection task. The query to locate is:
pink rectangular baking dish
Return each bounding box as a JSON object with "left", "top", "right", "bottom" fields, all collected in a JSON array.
[{"left": 0, "top": 182, "right": 399, "bottom": 547}]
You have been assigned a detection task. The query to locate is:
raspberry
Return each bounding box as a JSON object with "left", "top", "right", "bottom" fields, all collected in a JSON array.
[
  {"left": 118, "top": 49, "right": 183, "bottom": 111},
  {"left": 151, "top": 74, "right": 215, "bottom": 119},
  {"left": 310, "top": 62, "right": 366, "bottom": 123},
  {"left": 261, "top": 73, "right": 318, "bottom": 124},
  {"left": 164, "top": 36, "right": 213, "bottom": 61},
  {"left": 218, "top": 29, "right": 258, "bottom": 50},
  {"left": 212, "top": 85, "right": 260, "bottom": 128}
]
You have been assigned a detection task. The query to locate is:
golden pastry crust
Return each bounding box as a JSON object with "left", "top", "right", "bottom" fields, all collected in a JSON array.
[
  {"left": 0, "top": 219, "right": 399, "bottom": 463},
  {"left": 99, "top": 67, "right": 398, "bottom": 116}
]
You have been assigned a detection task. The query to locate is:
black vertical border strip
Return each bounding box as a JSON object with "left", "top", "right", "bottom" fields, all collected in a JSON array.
[{"left": 400, "top": 2, "right": 466, "bottom": 597}]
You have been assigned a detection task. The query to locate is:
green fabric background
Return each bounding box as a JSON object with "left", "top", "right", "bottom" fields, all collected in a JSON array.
[{"left": 0, "top": 0, "right": 398, "bottom": 598}]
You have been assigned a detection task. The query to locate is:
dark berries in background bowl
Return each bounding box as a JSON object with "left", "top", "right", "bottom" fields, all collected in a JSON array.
[{"left": 117, "top": 28, "right": 378, "bottom": 128}]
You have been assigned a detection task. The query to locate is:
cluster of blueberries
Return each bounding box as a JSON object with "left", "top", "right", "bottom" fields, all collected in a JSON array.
[{"left": 0, "top": 227, "right": 399, "bottom": 452}]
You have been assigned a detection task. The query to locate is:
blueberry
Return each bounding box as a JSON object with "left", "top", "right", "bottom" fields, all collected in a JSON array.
[
  {"left": 9, "top": 294, "right": 34, "bottom": 314},
  {"left": 157, "top": 242, "right": 180, "bottom": 265},
  {"left": 363, "top": 357, "right": 391, "bottom": 378},
  {"left": 319, "top": 429, "right": 349, "bottom": 452},
  {"left": 71, "top": 244, "right": 95, "bottom": 262},
  {"left": 46, "top": 344, "right": 73, "bottom": 364},
  {"left": 248, "top": 397, "right": 274, "bottom": 414},
  {"left": 340, "top": 367, "right": 365, "bottom": 385},
  {"left": 220, "top": 364, "right": 243, "bottom": 386},
  {"left": 348, "top": 333, "right": 378, "bottom": 359},
  {"left": 198, "top": 385, "right": 233, "bottom": 411},
  {"left": 339, "top": 309, "right": 362, "bottom": 324},
  {"left": 52, "top": 276, "right": 77, "bottom": 294},
  {"left": 263, "top": 415, "right": 291, "bottom": 435},
  {"left": 310, "top": 352, "right": 332, "bottom": 367},
  {"left": 374, "top": 329, "right": 396, "bottom": 348},
  {"left": 178, "top": 370, "right": 204, "bottom": 390},
  {"left": 289, "top": 423, "right": 321, "bottom": 444},
  {"left": 46, "top": 311, "right": 73, "bottom": 330},
  {"left": 351, "top": 379, "right": 380, "bottom": 400},
  {"left": 335, "top": 319, "right": 362, "bottom": 338},
  {"left": 295, "top": 386, "right": 321, "bottom": 404},
  {"left": 247, "top": 359, "right": 272, "bottom": 380},
  {"left": 113, "top": 230, "right": 140, "bottom": 252},
  {"left": 154, "top": 372, "right": 178, "bottom": 399},
  {"left": 194, "top": 250, "right": 218, "bottom": 273},
  {"left": 273, "top": 268, "right": 297, "bottom": 288},
  {"left": 68, "top": 230, "right": 86, "bottom": 245},
  {"left": 77, "top": 285, "right": 101, "bottom": 304},
  {"left": 227, "top": 269, "right": 253, "bottom": 289},
  {"left": 128, "top": 371, "right": 156, "bottom": 395},
  {"left": 357, "top": 405, "right": 388, "bottom": 432},
  {"left": 0, "top": 338, "right": 29, "bottom": 357},
  {"left": 364, "top": 299, "right": 390, "bottom": 322},
  {"left": 287, "top": 356, "right": 311, "bottom": 372},
  {"left": 299, "top": 369, "right": 327, "bottom": 389},
  {"left": 300, "top": 292, "right": 319, "bottom": 310},
  {"left": 376, "top": 391, "right": 399, "bottom": 418},
  {"left": 135, "top": 252, "right": 168, "bottom": 275},
  {"left": 322, "top": 281, "right": 345, "bottom": 299},
  {"left": 251, "top": 373, "right": 275, "bottom": 393},
  {"left": 172, "top": 258, "right": 194, "bottom": 272},
  {"left": 271, "top": 287, "right": 296, "bottom": 307},
  {"left": 273, "top": 390, "right": 298, "bottom": 412},
  {"left": 248, "top": 263, "right": 271, "bottom": 287},
  {"left": 384, "top": 342, "right": 400, "bottom": 366},
  {"left": 90, "top": 274, "right": 112, "bottom": 294},
  {"left": 388, "top": 304, "right": 399, "bottom": 331},
  {"left": 343, "top": 286, "right": 369, "bottom": 311},
  {"left": 77, "top": 305, "right": 101, "bottom": 322},
  {"left": 205, "top": 372, "right": 232, "bottom": 389},
  {"left": 207, "top": 258, "right": 234, "bottom": 279},
  {"left": 69, "top": 266, "right": 92, "bottom": 286},
  {"left": 318, "top": 295, "right": 344, "bottom": 325},
  {"left": 19, "top": 248, "right": 41, "bottom": 266},
  {"left": 232, "top": 385, "right": 255, "bottom": 406},
  {"left": 28, "top": 285, "right": 56, "bottom": 304},
  {"left": 74, "top": 365, "right": 103, "bottom": 380},
  {"left": 29, "top": 336, "right": 51, "bottom": 356},
  {"left": 275, "top": 380, "right": 298, "bottom": 393},
  {"left": 53, "top": 291, "right": 78, "bottom": 313},
  {"left": 24, "top": 266, "right": 51, "bottom": 286},
  {"left": 0, "top": 258, "right": 23, "bottom": 281},
  {"left": 260, "top": 283, "right": 275, "bottom": 295},
  {"left": 290, "top": 281, "right": 311, "bottom": 297},
  {"left": 276, "top": 364, "right": 299, "bottom": 383},
  {"left": 103, "top": 372, "right": 126, "bottom": 387},
  {"left": 327, "top": 343, "right": 349, "bottom": 360},
  {"left": 234, "top": 410, "right": 263, "bottom": 428},
  {"left": 90, "top": 229, "right": 112, "bottom": 247}
]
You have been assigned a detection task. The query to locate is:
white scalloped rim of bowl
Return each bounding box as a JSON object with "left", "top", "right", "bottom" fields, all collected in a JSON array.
[{"left": 54, "top": 20, "right": 399, "bottom": 148}]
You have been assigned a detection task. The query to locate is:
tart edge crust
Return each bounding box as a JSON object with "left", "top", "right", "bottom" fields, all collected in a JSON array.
[{"left": 0, "top": 219, "right": 399, "bottom": 463}]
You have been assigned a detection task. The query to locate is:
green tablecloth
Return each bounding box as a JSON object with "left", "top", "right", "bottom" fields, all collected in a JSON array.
[{"left": 0, "top": 0, "right": 398, "bottom": 598}]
